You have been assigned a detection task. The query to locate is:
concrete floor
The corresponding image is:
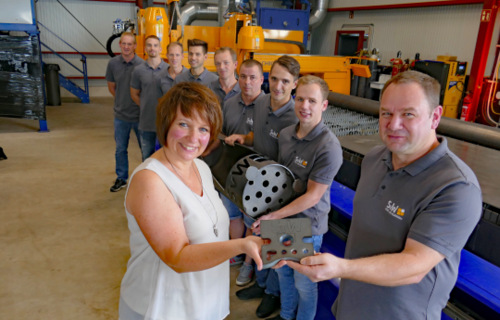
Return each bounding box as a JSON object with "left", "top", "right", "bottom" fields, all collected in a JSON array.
[{"left": 0, "top": 97, "right": 272, "bottom": 319}]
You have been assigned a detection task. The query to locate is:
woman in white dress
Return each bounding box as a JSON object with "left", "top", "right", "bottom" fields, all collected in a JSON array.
[{"left": 119, "top": 82, "right": 263, "bottom": 320}]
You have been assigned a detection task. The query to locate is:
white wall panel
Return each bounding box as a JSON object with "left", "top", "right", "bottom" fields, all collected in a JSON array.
[
  {"left": 310, "top": 3, "right": 500, "bottom": 77},
  {"left": 36, "top": 0, "right": 137, "bottom": 52},
  {"left": 35, "top": 0, "right": 137, "bottom": 95},
  {"left": 0, "top": 0, "right": 33, "bottom": 24}
]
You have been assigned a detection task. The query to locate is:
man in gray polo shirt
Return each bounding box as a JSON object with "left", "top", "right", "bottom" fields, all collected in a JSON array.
[
  {"left": 222, "top": 59, "right": 265, "bottom": 137},
  {"left": 225, "top": 55, "right": 299, "bottom": 160},
  {"left": 225, "top": 55, "right": 300, "bottom": 318},
  {"left": 160, "top": 42, "right": 187, "bottom": 95},
  {"left": 283, "top": 71, "right": 482, "bottom": 320},
  {"left": 173, "top": 39, "right": 217, "bottom": 87},
  {"left": 105, "top": 32, "right": 144, "bottom": 192},
  {"left": 253, "top": 75, "right": 342, "bottom": 320},
  {"left": 209, "top": 47, "right": 240, "bottom": 105},
  {"left": 203, "top": 59, "right": 264, "bottom": 161},
  {"left": 130, "top": 35, "right": 169, "bottom": 160},
  {"left": 202, "top": 59, "right": 264, "bottom": 288}
]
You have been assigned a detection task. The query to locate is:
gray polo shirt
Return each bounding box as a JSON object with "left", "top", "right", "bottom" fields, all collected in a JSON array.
[
  {"left": 222, "top": 92, "right": 265, "bottom": 136},
  {"left": 278, "top": 122, "right": 343, "bottom": 235},
  {"left": 130, "top": 60, "right": 169, "bottom": 132},
  {"left": 173, "top": 68, "right": 218, "bottom": 87},
  {"left": 253, "top": 94, "right": 297, "bottom": 161},
  {"left": 105, "top": 54, "right": 144, "bottom": 122},
  {"left": 160, "top": 66, "right": 188, "bottom": 95},
  {"left": 209, "top": 80, "right": 241, "bottom": 106},
  {"left": 333, "top": 137, "right": 482, "bottom": 320}
]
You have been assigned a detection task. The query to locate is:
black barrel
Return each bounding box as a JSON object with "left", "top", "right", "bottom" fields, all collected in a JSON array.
[{"left": 44, "top": 64, "right": 61, "bottom": 106}]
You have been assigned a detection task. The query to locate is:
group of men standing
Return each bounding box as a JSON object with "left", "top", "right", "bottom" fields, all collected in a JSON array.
[
  {"left": 105, "top": 34, "right": 217, "bottom": 192},
  {"left": 106, "top": 32, "right": 482, "bottom": 320}
]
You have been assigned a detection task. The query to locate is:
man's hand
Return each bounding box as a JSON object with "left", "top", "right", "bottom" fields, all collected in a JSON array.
[
  {"left": 224, "top": 134, "right": 246, "bottom": 146},
  {"left": 251, "top": 213, "right": 276, "bottom": 235},
  {"left": 107, "top": 81, "right": 116, "bottom": 97},
  {"left": 275, "top": 253, "right": 342, "bottom": 282},
  {"left": 130, "top": 87, "right": 141, "bottom": 106}
]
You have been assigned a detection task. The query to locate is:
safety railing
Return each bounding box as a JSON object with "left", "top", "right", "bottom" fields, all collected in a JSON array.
[{"left": 37, "top": 21, "right": 89, "bottom": 103}]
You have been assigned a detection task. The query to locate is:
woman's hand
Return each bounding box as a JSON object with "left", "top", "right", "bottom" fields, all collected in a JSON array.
[{"left": 241, "top": 236, "right": 265, "bottom": 270}]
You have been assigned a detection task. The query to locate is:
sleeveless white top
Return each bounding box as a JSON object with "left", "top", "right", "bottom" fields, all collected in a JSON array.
[{"left": 119, "top": 158, "right": 230, "bottom": 320}]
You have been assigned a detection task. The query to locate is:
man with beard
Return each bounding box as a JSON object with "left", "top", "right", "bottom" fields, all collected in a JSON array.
[{"left": 130, "top": 35, "right": 169, "bottom": 160}]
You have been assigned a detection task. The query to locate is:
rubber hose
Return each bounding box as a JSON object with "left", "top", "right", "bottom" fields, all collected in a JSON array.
[{"left": 106, "top": 34, "right": 121, "bottom": 58}]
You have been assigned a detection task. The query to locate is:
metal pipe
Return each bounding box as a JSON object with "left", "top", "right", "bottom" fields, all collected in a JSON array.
[
  {"left": 309, "top": 0, "right": 328, "bottom": 29},
  {"left": 328, "top": 92, "right": 500, "bottom": 151},
  {"left": 328, "top": 92, "right": 380, "bottom": 116},
  {"left": 219, "top": 0, "right": 229, "bottom": 26},
  {"left": 179, "top": 3, "right": 219, "bottom": 26}
]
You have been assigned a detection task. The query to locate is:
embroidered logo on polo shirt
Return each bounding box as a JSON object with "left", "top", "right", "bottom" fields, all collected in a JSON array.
[
  {"left": 385, "top": 200, "right": 405, "bottom": 220},
  {"left": 246, "top": 117, "right": 253, "bottom": 126},
  {"left": 269, "top": 129, "right": 279, "bottom": 139},
  {"left": 294, "top": 156, "right": 308, "bottom": 168}
]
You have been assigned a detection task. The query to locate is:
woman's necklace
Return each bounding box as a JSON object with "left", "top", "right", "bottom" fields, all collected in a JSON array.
[{"left": 163, "top": 148, "right": 219, "bottom": 237}]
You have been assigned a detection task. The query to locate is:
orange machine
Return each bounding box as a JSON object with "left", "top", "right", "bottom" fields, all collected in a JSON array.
[{"left": 134, "top": 5, "right": 370, "bottom": 94}]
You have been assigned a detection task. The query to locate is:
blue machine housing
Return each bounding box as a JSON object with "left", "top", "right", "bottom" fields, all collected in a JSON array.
[{"left": 255, "top": 0, "right": 310, "bottom": 46}]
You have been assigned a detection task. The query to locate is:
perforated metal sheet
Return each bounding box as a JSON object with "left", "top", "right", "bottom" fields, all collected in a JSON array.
[
  {"left": 260, "top": 218, "right": 314, "bottom": 269},
  {"left": 243, "top": 164, "right": 295, "bottom": 218},
  {"left": 324, "top": 105, "right": 379, "bottom": 137}
]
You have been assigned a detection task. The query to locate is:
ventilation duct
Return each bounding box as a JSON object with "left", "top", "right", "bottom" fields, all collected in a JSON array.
[
  {"left": 309, "top": 0, "right": 328, "bottom": 29},
  {"left": 179, "top": 1, "right": 219, "bottom": 26}
]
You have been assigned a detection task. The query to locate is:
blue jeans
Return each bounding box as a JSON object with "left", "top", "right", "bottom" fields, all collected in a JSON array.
[
  {"left": 220, "top": 193, "right": 256, "bottom": 227},
  {"left": 256, "top": 267, "right": 280, "bottom": 297},
  {"left": 114, "top": 118, "right": 140, "bottom": 181},
  {"left": 140, "top": 130, "right": 157, "bottom": 161},
  {"left": 220, "top": 193, "right": 242, "bottom": 220},
  {"left": 277, "top": 234, "right": 323, "bottom": 320}
]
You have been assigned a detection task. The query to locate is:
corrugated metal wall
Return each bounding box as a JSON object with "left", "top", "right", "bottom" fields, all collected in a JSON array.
[
  {"left": 35, "top": 0, "right": 137, "bottom": 96},
  {"left": 313, "top": 2, "right": 499, "bottom": 77}
]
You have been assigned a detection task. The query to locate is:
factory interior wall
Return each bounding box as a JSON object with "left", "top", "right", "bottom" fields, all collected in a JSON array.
[
  {"left": 33, "top": 0, "right": 500, "bottom": 97},
  {"left": 314, "top": 2, "right": 500, "bottom": 77},
  {"left": 35, "top": 0, "right": 136, "bottom": 97}
]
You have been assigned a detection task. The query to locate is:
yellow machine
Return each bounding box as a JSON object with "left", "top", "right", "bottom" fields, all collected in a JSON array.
[
  {"left": 134, "top": 5, "right": 370, "bottom": 95},
  {"left": 437, "top": 56, "right": 467, "bottom": 119},
  {"left": 415, "top": 56, "right": 467, "bottom": 119},
  {"left": 136, "top": 7, "right": 170, "bottom": 60}
]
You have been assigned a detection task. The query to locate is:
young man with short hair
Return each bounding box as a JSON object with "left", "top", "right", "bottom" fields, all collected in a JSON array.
[
  {"left": 209, "top": 47, "right": 240, "bottom": 105},
  {"left": 226, "top": 55, "right": 301, "bottom": 319},
  {"left": 173, "top": 38, "right": 217, "bottom": 86},
  {"left": 254, "top": 75, "right": 343, "bottom": 320},
  {"left": 106, "top": 32, "right": 144, "bottom": 192},
  {"left": 160, "top": 42, "right": 187, "bottom": 95},
  {"left": 205, "top": 60, "right": 265, "bottom": 286},
  {"left": 225, "top": 55, "right": 300, "bottom": 159},
  {"left": 130, "top": 35, "right": 169, "bottom": 160},
  {"left": 222, "top": 59, "right": 265, "bottom": 137}
]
